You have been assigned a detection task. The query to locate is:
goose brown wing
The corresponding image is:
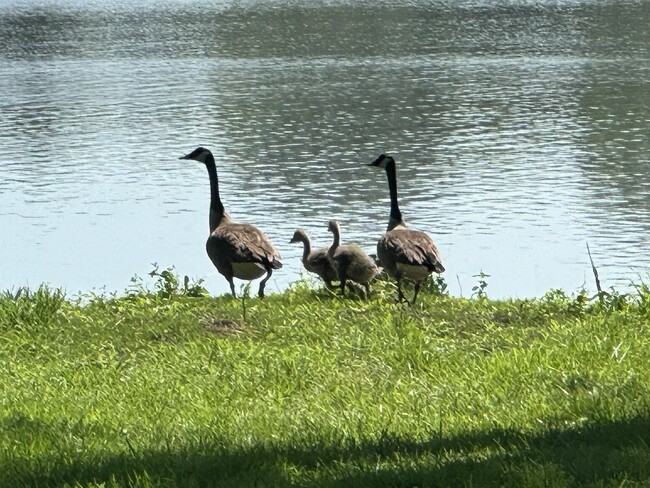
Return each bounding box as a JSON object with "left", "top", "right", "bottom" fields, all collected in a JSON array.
[
  {"left": 382, "top": 229, "right": 444, "bottom": 273},
  {"left": 208, "top": 223, "right": 283, "bottom": 269}
]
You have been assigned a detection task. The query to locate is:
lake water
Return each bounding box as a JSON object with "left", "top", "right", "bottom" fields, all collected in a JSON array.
[{"left": 1, "top": 0, "right": 649, "bottom": 298}]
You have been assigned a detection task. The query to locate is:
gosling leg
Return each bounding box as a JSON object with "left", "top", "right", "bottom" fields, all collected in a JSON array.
[{"left": 339, "top": 279, "right": 347, "bottom": 296}]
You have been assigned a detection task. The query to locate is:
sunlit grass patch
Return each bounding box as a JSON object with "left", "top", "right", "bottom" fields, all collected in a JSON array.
[{"left": 2, "top": 271, "right": 650, "bottom": 486}]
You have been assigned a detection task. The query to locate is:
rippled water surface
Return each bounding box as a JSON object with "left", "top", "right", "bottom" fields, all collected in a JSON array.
[{"left": 1, "top": 0, "right": 649, "bottom": 297}]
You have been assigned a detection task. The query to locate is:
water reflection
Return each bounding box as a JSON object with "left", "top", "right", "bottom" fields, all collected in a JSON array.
[{"left": 0, "top": 0, "right": 648, "bottom": 297}]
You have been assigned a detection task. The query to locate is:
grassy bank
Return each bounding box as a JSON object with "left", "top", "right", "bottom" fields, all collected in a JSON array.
[{"left": 2, "top": 273, "right": 650, "bottom": 487}]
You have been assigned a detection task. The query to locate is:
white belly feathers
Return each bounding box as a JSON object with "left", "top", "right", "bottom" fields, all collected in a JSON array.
[
  {"left": 231, "top": 262, "right": 267, "bottom": 280},
  {"left": 396, "top": 263, "right": 431, "bottom": 282}
]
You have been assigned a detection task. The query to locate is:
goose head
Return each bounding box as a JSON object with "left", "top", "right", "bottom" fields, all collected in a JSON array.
[
  {"left": 368, "top": 153, "right": 395, "bottom": 169},
  {"left": 179, "top": 147, "right": 213, "bottom": 164}
]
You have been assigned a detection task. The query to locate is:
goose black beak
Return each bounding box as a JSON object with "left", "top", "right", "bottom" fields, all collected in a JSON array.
[
  {"left": 179, "top": 155, "right": 189, "bottom": 160},
  {"left": 369, "top": 154, "right": 388, "bottom": 167}
]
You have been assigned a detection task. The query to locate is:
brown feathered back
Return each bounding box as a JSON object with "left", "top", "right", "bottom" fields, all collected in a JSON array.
[
  {"left": 378, "top": 227, "right": 444, "bottom": 277},
  {"left": 207, "top": 223, "right": 282, "bottom": 272}
]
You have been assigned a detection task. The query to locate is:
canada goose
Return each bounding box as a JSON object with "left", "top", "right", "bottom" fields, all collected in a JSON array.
[
  {"left": 179, "top": 147, "right": 282, "bottom": 298},
  {"left": 369, "top": 154, "right": 444, "bottom": 304},
  {"left": 326, "top": 219, "right": 379, "bottom": 298},
  {"left": 290, "top": 229, "right": 338, "bottom": 288}
]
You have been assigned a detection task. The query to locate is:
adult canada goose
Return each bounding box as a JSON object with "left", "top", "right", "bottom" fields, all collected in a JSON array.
[
  {"left": 369, "top": 154, "right": 445, "bottom": 304},
  {"left": 290, "top": 229, "right": 338, "bottom": 288},
  {"left": 179, "top": 147, "right": 282, "bottom": 298},
  {"left": 326, "top": 219, "right": 379, "bottom": 298}
]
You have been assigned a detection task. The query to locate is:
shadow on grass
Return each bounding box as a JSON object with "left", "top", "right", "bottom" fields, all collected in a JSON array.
[{"left": 3, "top": 413, "right": 650, "bottom": 487}]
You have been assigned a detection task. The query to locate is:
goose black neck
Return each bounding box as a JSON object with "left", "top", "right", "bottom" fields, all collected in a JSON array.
[
  {"left": 385, "top": 160, "right": 403, "bottom": 228},
  {"left": 205, "top": 154, "right": 225, "bottom": 232}
]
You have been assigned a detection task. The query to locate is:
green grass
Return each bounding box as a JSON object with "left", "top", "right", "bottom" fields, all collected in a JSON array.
[{"left": 2, "top": 273, "right": 650, "bottom": 487}]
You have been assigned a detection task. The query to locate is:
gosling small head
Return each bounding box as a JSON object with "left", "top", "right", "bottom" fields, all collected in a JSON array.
[
  {"left": 179, "top": 147, "right": 212, "bottom": 164},
  {"left": 289, "top": 229, "right": 307, "bottom": 244},
  {"left": 327, "top": 220, "right": 340, "bottom": 233},
  {"left": 368, "top": 153, "right": 394, "bottom": 169}
]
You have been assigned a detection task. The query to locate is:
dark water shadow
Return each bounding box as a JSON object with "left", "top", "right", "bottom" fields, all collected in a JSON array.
[{"left": 3, "top": 412, "right": 650, "bottom": 487}]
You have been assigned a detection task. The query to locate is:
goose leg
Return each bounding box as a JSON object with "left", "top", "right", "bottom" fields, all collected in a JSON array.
[
  {"left": 396, "top": 278, "right": 405, "bottom": 302},
  {"left": 258, "top": 268, "right": 273, "bottom": 298},
  {"left": 228, "top": 278, "right": 237, "bottom": 298},
  {"left": 339, "top": 279, "right": 347, "bottom": 296},
  {"left": 412, "top": 282, "right": 421, "bottom": 305}
]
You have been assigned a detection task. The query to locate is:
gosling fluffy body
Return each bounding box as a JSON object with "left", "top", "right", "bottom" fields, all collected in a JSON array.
[
  {"left": 326, "top": 219, "right": 379, "bottom": 298},
  {"left": 290, "top": 229, "right": 338, "bottom": 287}
]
